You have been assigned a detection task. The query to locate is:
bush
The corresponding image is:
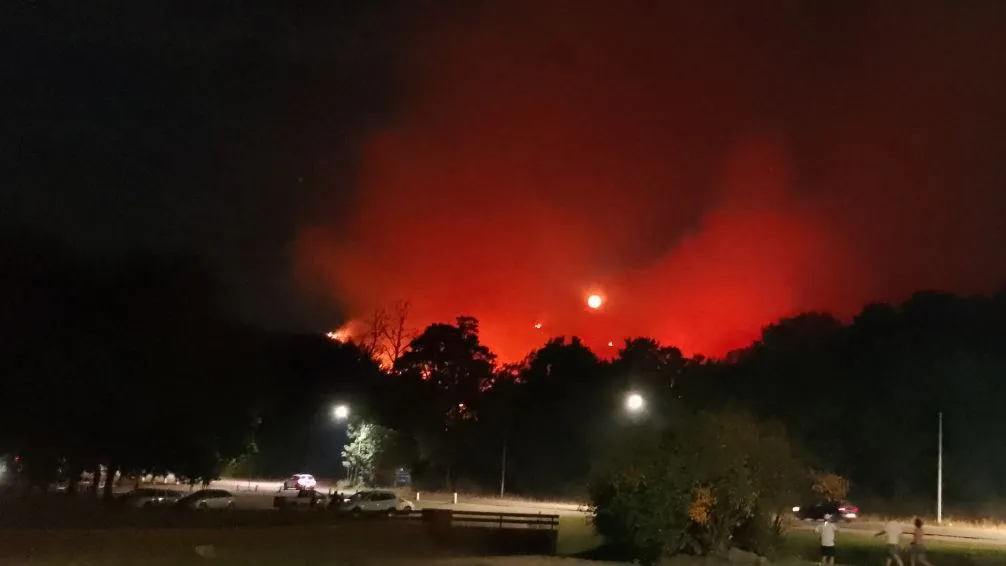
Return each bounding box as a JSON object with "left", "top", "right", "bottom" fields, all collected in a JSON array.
[
  {"left": 811, "top": 472, "right": 850, "bottom": 501},
  {"left": 731, "top": 508, "right": 788, "bottom": 559},
  {"left": 588, "top": 411, "right": 807, "bottom": 564}
]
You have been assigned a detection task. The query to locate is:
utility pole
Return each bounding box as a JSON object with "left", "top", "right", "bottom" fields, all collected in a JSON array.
[
  {"left": 499, "top": 434, "right": 507, "bottom": 497},
  {"left": 937, "top": 411, "right": 943, "bottom": 524}
]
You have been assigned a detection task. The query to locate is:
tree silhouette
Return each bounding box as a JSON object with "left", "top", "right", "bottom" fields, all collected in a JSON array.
[
  {"left": 4, "top": 230, "right": 1006, "bottom": 515},
  {"left": 394, "top": 316, "right": 495, "bottom": 488},
  {"left": 382, "top": 300, "right": 415, "bottom": 367}
]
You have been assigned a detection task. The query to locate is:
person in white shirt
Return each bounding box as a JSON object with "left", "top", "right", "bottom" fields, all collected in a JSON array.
[
  {"left": 815, "top": 514, "right": 838, "bottom": 565},
  {"left": 875, "top": 520, "right": 905, "bottom": 566},
  {"left": 910, "top": 517, "right": 934, "bottom": 566}
]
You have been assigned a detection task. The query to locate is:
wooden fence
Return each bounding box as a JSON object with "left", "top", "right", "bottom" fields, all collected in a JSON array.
[{"left": 393, "top": 508, "right": 559, "bottom": 530}]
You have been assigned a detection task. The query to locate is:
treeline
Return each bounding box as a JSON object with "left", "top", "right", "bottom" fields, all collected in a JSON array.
[
  {"left": 4, "top": 241, "right": 1006, "bottom": 515},
  {"left": 0, "top": 237, "right": 388, "bottom": 495},
  {"left": 0, "top": 239, "right": 262, "bottom": 495},
  {"left": 354, "top": 292, "right": 1006, "bottom": 516}
]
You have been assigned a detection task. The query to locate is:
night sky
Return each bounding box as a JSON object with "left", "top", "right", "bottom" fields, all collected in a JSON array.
[{"left": 7, "top": 1, "right": 1006, "bottom": 359}]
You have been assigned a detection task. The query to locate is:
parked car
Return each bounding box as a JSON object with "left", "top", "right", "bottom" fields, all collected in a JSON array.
[
  {"left": 274, "top": 489, "right": 328, "bottom": 510},
  {"left": 281, "top": 474, "right": 316, "bottom": 491},
  {"left": 338, "top": 490, "right": 414, "bottom": 516},
  {"left": 792, "top": 500, "right": 859, "bottom": 521},
  {"left": 120, "top": 488, "right": 183, "bottom": 508},
  {"left": 176, "top": 489, "right": 235, "bottom": 510}
]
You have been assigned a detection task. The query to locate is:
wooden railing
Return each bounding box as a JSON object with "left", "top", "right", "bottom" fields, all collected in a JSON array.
[{"left": 393, "top": 509, "right": 559, "bottom": 530}]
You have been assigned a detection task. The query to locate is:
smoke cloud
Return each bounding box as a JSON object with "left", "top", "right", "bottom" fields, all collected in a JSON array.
[{"left": 298, "top": 1, "right": 1006, "bottom": 360}]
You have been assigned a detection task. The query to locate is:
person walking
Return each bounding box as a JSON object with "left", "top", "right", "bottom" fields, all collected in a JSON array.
[
  {"left": 815, "top": 514, "right": 839, "bottom": 565},
  {"left": 875, "top": 520, "right": 905, "bottom": 566},
  {"left": 910, "top": 518, "right": 934, "bottom": 566}
]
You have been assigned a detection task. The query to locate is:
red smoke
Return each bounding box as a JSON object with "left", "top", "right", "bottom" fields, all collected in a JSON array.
[{"left": 297, "top": 2, "right": 1006, "bottom": 361}]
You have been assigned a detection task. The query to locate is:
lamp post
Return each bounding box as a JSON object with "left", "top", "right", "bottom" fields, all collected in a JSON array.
[
  {"left": 500, "top": 432, "right": 508, "bottom": 498},
  {"left": 937, "top": 411, "right": 943, "bottom": 524},
  {"left": 498, "top": 393, "right": 647, "bottom": 498}
]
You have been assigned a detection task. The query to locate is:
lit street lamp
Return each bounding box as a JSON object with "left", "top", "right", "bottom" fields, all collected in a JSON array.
[
  {"left": 332, "top": 404, "right": 349, "bottom": 421},
  {"left": 502, "top": 392, "right": 645, "bottom": 498},
  {"left": 625, "top": 392, "right": 644, "bottom": 413}
]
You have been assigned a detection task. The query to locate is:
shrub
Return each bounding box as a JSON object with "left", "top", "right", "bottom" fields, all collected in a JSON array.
[
  {"left": 812, "top": 472, "right": 850, "bottom": 501},
  {"left": 588, "top": 411, "right": 807, "bottom": 564}
]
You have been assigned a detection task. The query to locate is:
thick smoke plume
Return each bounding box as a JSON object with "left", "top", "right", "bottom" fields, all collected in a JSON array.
[{"left": 298, "top": 1, "right": 1006, "bottom": 360}]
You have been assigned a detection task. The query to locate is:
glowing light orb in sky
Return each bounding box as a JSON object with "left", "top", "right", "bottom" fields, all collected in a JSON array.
[
  {"left": 626, "top": 393, "right": 645, "bottom": 413},
  {"left": 586, "top": 294, "right": 603, "bottom": 309}
]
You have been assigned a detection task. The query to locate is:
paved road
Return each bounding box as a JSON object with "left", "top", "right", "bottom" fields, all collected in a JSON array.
[{"left": 155, "top": 478, "right": 1006, "bottom": 545}]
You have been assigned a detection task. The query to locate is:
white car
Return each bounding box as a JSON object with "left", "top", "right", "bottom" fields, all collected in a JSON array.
[
  {"left": 340, "top": 490, "right": 414, "bottom": 515},
  {"left": 176, "top": 489, "right": 235, "bottom": 510},
  {"left": 282, "top": 474, "right": 316, "bottom": 491}
]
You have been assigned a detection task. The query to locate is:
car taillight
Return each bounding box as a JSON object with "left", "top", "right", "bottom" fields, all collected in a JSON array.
[{"left": 838, "top": 507, "right": 846, "bottom": 511}]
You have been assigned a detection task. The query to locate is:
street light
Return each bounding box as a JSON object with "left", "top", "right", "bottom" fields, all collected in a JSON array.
[
  {"left": 333, "top": 404, "right": 349, "bottom": 421},
  {"left": 625, "top": 392, "right": 644, "bottom": 413}
]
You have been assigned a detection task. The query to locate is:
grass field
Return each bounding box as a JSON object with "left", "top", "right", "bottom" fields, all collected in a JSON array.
[
  {"left": 0, "top": 523, "right": 504, "bottom": 566},
  {"left": 0, "top": 516, "right": 578, "bottom": 566},
  {"left": 782, "top": 530, "right": 1006, "bottom": 566},
  {"left": 556, "top": 515, "right": 604, "bottom": 556},
  {"left": 555, "top": 518, "right": 1006, "bottom": 566},
  {"left": 5, "top": 515, "right": 1006, "bottom": 566}
]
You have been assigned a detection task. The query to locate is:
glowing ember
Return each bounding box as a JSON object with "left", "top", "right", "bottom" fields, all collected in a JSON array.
[
  {"left": 533, "top": 322, "right": 542, "bottom": 329},
  {"left": 325, "top": 326, "right": 352, "bottom": 342}
]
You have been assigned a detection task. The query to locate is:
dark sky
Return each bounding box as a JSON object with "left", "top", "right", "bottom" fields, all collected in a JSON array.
[
  {"left": 4, "top": 0, "right": 410, "bottom": 327},
  {"left": 6, "top": 1, "right": 1006, "bottom": 358}
]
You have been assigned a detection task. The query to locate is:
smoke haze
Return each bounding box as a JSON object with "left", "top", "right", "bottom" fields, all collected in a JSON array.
[{"left": 298, "top": 1, "right": 1006, "bottom": 359}]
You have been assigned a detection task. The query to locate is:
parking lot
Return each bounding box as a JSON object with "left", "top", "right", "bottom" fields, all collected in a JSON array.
[{"left": 149, "top": 478, "right": 585, "bottom": 517}]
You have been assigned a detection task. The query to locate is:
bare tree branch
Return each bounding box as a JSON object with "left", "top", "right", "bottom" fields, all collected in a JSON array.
[
  {"left": 361, "top": 308, "right": 389, "bottom": 360},
  {"left": 382, "top": 300, "right": 415, "bottom": 367}
]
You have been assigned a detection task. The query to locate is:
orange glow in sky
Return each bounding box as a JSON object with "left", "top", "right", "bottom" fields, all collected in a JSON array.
[{"left": 295, "top": 3, "right": 1006, "bottom": 362}]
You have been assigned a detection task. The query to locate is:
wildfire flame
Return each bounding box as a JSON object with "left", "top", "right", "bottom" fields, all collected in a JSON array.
[{"left": 325, "top": 325, "right": 352, "bottom": 343}]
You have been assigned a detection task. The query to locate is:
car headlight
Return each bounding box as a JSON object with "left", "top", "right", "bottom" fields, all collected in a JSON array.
[{"left": 792, "top": 506, "right": 800, "bottom": 512}]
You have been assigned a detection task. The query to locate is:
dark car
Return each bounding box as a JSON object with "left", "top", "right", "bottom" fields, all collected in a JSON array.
[
  {"left": 119, "top": 488, "right": 184, "bottom": 508},
  {"left": 793, "top": 500, "right": 859, "bottom": 521},
  {"left": 274, "top": 489, "right": 328, "bottom": 510}
]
